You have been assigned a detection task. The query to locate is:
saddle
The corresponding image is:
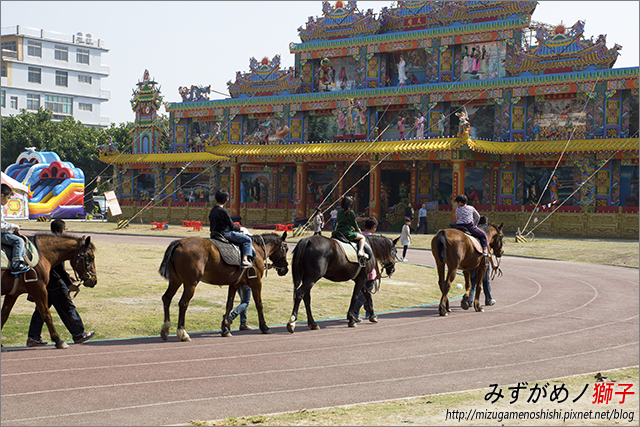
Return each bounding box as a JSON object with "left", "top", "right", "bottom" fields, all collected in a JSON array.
[
  {"left": 449, "top": 223, "right": 483, "bottom": 254},
  {"left": 209, "top": 231, "right": 255, "bottom": 268},
  {"left": 1, "top": 235, "right": 40, "bottom": 273},
  {"left": 330, "top": 231, "right": 372, "bottom": 267}
]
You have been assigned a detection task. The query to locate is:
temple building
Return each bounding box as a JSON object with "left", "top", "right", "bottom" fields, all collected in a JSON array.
[{"left": 100, "top": 1, "right": 639, "bottom": 238}]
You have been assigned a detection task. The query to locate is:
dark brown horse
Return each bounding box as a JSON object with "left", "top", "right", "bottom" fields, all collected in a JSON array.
[
  {"left": 287, "top": 234, "right": 399, "bottom": 333},
  {"left": 431, "top": 219, "right": 504, "bottom": 316},
  {"left": 1, "top": 233, "right": 97, "bottom": 350},
  {"left": 158, "top": 232, "right": 288, "bottom": 340}
]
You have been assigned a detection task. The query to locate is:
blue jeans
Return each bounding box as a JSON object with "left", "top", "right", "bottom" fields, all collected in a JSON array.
[
  {"left": 469, "top": 261, "right": 492, "bottom": 304},
  {"left": 1, "top": 232, "right": 26, "bottom": 263},
  {"left": 222, "top": 230, "right": 253, "bottom": 257},
  {"left": 230, "top": 285, "right": 251, "bottom": 324},
  {"left": 331, "top": 218, "right": 337, "bottom": 230},
  {"left": 416, "top": 216, "right": 428, "bottom": 234}
]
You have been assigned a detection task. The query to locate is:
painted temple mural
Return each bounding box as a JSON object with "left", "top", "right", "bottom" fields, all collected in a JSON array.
[
  {"left": 460, "top": 41, "right": 507, "bottom": 81},
  {"left": 533, "top": 96, "right": 588, "bottom": 140}
]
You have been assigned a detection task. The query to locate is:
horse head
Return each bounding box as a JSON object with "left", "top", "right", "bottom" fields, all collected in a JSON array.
[
  {"left": 489, "top": 223, "right": 504, "bottom": 258},
  {"left": 268, "top": 231, "right": 289, "bottom": 276},
  {"left": 70, "top": 236, "right": 98, "bottom": 288}
]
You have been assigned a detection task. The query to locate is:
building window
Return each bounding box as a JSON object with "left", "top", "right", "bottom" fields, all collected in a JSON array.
[
  {"left": 27, "top": 40, "right": 42, "bottom": 58},
  {"left": 1, "top": 41, "right": 17, "bottom": 52},
  {"left": 1, "top": 65, "right": 6, "bottom": 77},
  {"left": 28, "top": 67, "right": 41, "bottom": 83},
  {"left": 79, "top": 102, "right": 93, "bottom": 112},
  {"left": 27, "top": 94, "right": 40, "bottom": 110},
  {"left": 55, "top": 70, "right": 68, "bottom": 87},
  {"left": 10, "top": 96, "right": 18, "bottom": 109},
  {"left": 1, "top": 90, "right": 5, "bottom": 108},
  {"left": 76, "top": 48, "right": 89, "bottom": 65},
  {"left": 55, "top": 45, "right": 68, "bottom": 62},
  {"left": 45, "top": 95, "right": 72, "bottom": 115},
  {"left": 78, "top": 74, "right": 92, "bottom": 84}
]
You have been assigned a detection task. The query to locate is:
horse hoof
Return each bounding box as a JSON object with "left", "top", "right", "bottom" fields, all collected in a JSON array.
[
  {"left": 261, "top": 328, "right": 272, "bottom": 334},
  {"left": 177, "top": 329, "right": 191, "bottom": 342},
  {"left": 461, "top": 300, "right": 469, "bottom": 310},
  {"left": 221, "top": 331, "right": 232, "bottom": 337},
  {"left": 287, "top": 323, "right": 295, "bottom": 334},
  {"left": 476, "top": 307, "right": 484, "bottom": 313},
  {"left": 439, "top": 312, "right": 448, "bottom": 317},
  {"left": 348, "top": 321, "right": 357, "bottom": 327},
  {"left": 1, "top": 345, "right": 7, "bottom": 352},
  {"left": 309, "top": 324, "right": 320, "bottom": 330},
  {"left": 56, "top": 341, "right": 69, "bottom": 349},
  {"left": 160, "top": 322, "right": 170, "bottom": 340}
]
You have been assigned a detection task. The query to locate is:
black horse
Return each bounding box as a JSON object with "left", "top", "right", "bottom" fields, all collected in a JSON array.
[{"left": 287, "top": 234, "right": 399, "bottom": 333}]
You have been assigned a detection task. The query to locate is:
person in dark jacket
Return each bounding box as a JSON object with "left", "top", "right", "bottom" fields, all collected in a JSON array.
[
  {"left": 209, "top": 190, "right": 252, "bottom": 267},
  {"left": 335, "top": 195, "right": 368, "bottom": 259},
  {"left": 26, "top": 219, "right": 94, "bottom": 347}
]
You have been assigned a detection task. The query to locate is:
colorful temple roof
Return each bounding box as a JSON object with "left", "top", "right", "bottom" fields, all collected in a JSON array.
[
  {"left": 207, "top": 136, "right": 637, "bottom": 159},
  {"left": 505, "top": 20, "right": 622, "bottom": 74},
  {"left": 100, "top": 152, "right": 229, "bottom": 165},
  {"left": 297, "top": 1, "right": 381, "bottom": 42},
  {"left": 227, "top": 55, "right": 300, "bottom": 98},
  {"left": 379, "top": 1, "right": 537, "bottom": 32}
]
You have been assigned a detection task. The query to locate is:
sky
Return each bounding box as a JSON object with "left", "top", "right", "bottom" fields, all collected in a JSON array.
[{"left": 2, "top": 1, "right": 638, "bottom": 126}]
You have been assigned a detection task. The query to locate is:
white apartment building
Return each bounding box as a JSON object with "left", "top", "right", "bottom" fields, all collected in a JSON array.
[{"left": 1, "top": 25, "right": 110, "bottom": 127}]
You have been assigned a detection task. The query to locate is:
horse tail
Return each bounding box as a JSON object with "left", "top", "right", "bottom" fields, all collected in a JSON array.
[
  {"left": 158, "top": 240, "right": 181, "bottom": 281},
  {"left": 435, "top": 230, "right": 448, "bottom": 264},
  {"left": 291, "top": 238, "right": 309, "bottom": 291}
]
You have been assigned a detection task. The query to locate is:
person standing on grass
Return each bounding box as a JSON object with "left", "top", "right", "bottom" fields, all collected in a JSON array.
[
  {"left": 26, "top": 219, "right": 95, "bottom": 347},
  {"left": 313, "top": 209, "right": 324, "bottom": 236},
  {"left": 330, "top": 207, "right": 338, "bottom": 230},
  {"left": 415, "top": 203, "right": 428, "bottom": 234},
  {"left": 400, "top": 218, "right": 412, "bottom": 262}
]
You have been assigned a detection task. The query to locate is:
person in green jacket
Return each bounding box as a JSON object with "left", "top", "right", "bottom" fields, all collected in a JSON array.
[{"left": 335, "top": 195, "right": 368, "bottom": 259}]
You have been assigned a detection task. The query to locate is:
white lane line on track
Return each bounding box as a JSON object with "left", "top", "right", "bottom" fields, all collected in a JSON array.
[
  {"left": 3, "top": 340, "right": 638, "bottom": 424},
  {"left": 3, "top": 312, "right": 638, "bottom": 398},
  {"left": 0, "top": 275, "right": 609, "bottom": 376}
]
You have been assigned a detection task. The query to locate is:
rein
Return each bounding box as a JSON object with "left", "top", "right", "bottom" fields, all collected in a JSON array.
[
  {"left": 257, "top": 236, "right": 288, "bottom": 278},
  {"left": 73, "top": 251, "right": 93, "bottom": 283}
]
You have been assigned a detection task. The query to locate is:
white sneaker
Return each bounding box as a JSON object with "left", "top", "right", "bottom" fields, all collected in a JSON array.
[{"left": 402, "top": 258, "right": 408, "bottom": 262}]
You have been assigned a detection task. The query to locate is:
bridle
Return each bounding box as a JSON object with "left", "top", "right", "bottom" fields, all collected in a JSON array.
[
  {"left": 72, "top": 248, "right": 96, "bottom": 284},
  {"left": 258, "top": 236, "right": 288, "bottom": 277},
  {"left": 488, "top": 226, "right": 503, "bottom": 280}
]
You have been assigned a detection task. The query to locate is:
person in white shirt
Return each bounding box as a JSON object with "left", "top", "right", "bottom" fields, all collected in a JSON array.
[
  {"left": 415, "top": 203, "right": 428, "bottom": 234},
  {"left": 454, "top": 194, "right": 489, "bottom": 256},
  {"left": 400, "top": 218, "right": 412, "bottom": 262},
  {"left": 313, "top": 209, "right": 324, "bottom": 236}
]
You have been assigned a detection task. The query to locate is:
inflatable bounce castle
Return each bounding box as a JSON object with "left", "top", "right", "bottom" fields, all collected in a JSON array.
[{"left": 4, "top": 149, "right": 85, "bottom": 220}]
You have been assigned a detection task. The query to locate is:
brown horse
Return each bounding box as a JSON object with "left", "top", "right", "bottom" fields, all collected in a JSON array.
[
  {"left": 158, "top": 232, "right": 288, "bottom": 340},
  {"left": 1, "top": 233, "right": 97, "bottom": 350},
  {"left": 431, "top": 219, "right": 504, "bottom": 316},
  {"left": 287, "top": 234, "right": 399, "bottom": 333}
]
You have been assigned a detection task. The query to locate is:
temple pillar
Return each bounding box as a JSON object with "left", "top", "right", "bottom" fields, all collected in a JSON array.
[
  {"left": 337, "top": 163, "right": 345, "bottom": 198},
  {"left": 368, "top": 161, "right": 381, "bottom": 219},
  {"left": 410, "top": 163, "right": 418, "bottom": 206},
  {"left": 229, "top": 162, "right": 241, "bottom": 216},
  {"left": 452, "top": 158, "right": 466, "bottom": 219},
  {"left": 295, "top": 162, "right": 307, "bottom": 219}
]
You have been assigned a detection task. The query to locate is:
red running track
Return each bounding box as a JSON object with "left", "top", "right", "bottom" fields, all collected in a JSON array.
[{"left": 1, "top": 233, "right": 638, "bottom": 426}]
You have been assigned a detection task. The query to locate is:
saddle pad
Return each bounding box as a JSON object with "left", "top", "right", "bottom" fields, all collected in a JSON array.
[
  {"left": 1, "top": 239, "right": 39, "bottom": 270},
  {"left": 463, "top": 233, "right": 483, "bottom": 254},
  {"left": 332, "top": 239, "right": 360, "bottom": 264},
  {"left": 209, "top": 238, "right": 241, "bottom": 266}
]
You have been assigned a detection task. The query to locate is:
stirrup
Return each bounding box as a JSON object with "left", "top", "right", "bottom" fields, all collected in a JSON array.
[{"left": 358, "top": 257, "right": 367, "bottom": 267}]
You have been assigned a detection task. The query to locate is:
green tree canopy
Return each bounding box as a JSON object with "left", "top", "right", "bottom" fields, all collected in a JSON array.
[{"left": 1, "top": 108, "right": 132, "bottom": 194}]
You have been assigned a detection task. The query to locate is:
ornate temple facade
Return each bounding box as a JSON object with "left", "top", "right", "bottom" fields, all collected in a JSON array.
[{"left": 101, "top": 1, "right": 639, "bottom": 238}]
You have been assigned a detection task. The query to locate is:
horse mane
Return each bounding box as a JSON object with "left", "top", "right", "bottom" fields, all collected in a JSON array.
[
  {"left": 250, "top": 232, "right": 281, "bottom": 246},
  {"left": 34, "top": 232, "right": 96, "bottom": 251},
  {"left": 365, "top": 234, "right": 393, "bottom": 263}
]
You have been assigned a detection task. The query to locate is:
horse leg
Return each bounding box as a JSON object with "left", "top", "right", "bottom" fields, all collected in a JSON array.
[
  {"left": 461, "top": 270, "right": 471, "bottom": 310},
  {"left": 250, "top": 282, "right": 271, "bottom": 335},
  {"left": 435, "top": 263, "right": 449, "bottom": 316},
  {"left": 287, "top": 278, "right": 312, "bottom": 333},
  {"left": 22, "top": 284, "right": 67, "bottom": 349},
  {"left": 1, "top": 294, "right": 21, "bottom": 351},
  {"left": 176, "top": 282, "right": 197, "bottom": 342},
  {"left": 303, "top": 289, "right": 319, "bottom": 330},
  {"left": 160, "top": 278, "right": 182, "bottom": 340},
  {"left": 473, "top": 264, "right": 486, "bottom": 313},
  {"left": 221, "top": 285, "right": 236, "bottom": 337}
]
